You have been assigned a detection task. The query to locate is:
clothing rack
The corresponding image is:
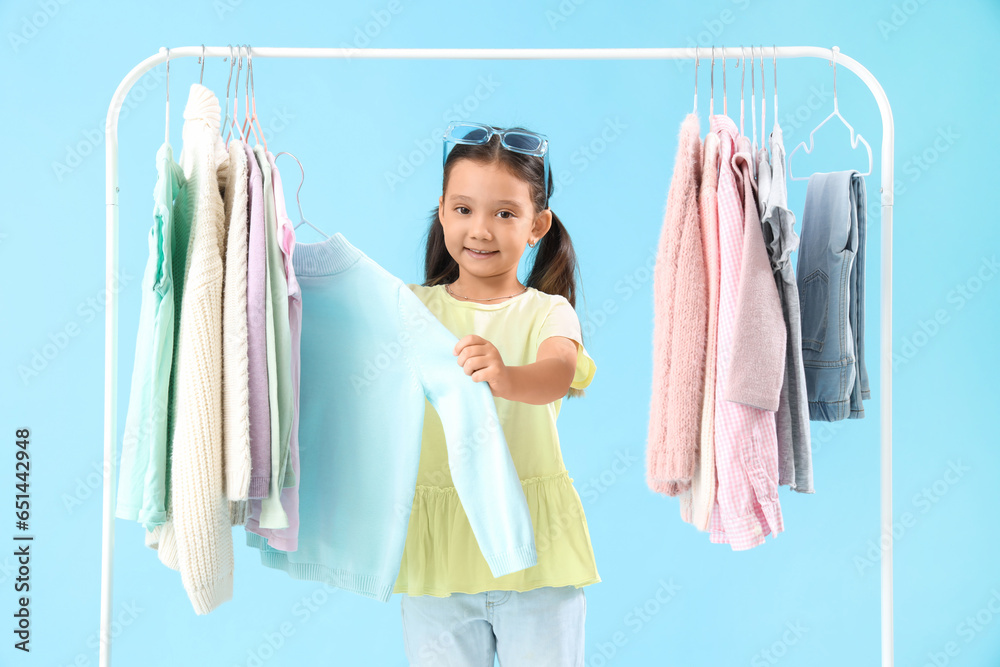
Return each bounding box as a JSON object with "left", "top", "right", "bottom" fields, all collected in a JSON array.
[{"left": 102, "top": 46, "right": 894, "bottom": 667}]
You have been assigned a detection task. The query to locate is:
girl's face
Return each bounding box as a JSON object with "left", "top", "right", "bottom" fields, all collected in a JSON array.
[{"left": 438, "top": 158, "right": 551, "bottom": 284}]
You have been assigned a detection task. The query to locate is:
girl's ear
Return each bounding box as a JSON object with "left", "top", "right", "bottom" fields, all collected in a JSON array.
[
  {"left": 532, "top": 208, "right": 553, "bottom": 241},
  {"left": 438, "top": 195, "right": 444, "bottom": 221}
]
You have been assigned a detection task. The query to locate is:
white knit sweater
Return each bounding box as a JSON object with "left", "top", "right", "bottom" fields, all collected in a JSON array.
[
  {"left": 221, "top": 139, "right": 252, "bottom": 505},
  {"left": 148, "top": 84, "right": 234, "bottom": 615}
]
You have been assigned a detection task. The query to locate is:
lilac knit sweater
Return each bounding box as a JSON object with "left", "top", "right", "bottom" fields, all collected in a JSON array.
[
  {"left": 647, "top": 113, "right": 709, "bottom": 496},
  {"left": 244, "top": 142, "right": 271, "bottom": 498}
]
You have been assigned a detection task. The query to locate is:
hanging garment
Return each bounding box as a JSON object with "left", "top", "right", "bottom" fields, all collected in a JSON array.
[
  {"left": 251, "top": 145, "right": 293, "bottom": 530},
  {"left": 707, "top": 115, "right": 783, "bottom": 551},
  {"left": 393, "top": 283, "right": 598, "bottom": 597},
  {"left": 244, "top": 142, "right": 271, "bottom": 499},
  {"left": 115, "top": 143, "right": 184, "bottom": 530},
  {"left": 797, "top": 170, "right": 870, "bottom": 421},
  {"left": 725, "top": 132, "right": 787, "bottom": 412},
  {"left": 247, "top": 233, "right": 537, "bottom": 602},
  {"left": 221, "top": 139, "right": 252, "bottom": 507},
  {"left": 244, "top": 152, "right": 302, "bottom": 551},
  {"left": 755, "top": 142, "right": 771, "bottom": 219},
  {"left": 760, "top": 123, "right": 814, "bottom": 492},
  {"left": 146, "top": 83, "right": 234, "bottom": 614},
  {"left": 646, "top": 113, "right": 708, "bottom": 496},
  {"left": 679, "top": 130, "right": 721, "bottom": 531}
]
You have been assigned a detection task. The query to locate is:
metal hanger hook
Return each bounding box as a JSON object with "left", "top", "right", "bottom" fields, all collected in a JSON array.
[
  {"left": 693, "top": 46, "right": 699, "bottom": 114},
  {"left": 199, "top": 44, "right": 206, "bottom": 84}
]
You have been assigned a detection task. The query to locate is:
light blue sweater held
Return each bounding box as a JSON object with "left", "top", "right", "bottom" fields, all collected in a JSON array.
[{"left": 247, "top": 232, "right": 537, "bottom": 601}]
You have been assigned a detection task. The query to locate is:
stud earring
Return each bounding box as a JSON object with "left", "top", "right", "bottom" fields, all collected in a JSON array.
[{"left": 528, "top": 240, "right": 536, "bottom": 248}]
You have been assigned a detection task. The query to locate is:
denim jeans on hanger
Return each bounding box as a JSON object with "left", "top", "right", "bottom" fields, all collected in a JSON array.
[{"left": 796, "top": 170, "right": 870, "bottom": 421}]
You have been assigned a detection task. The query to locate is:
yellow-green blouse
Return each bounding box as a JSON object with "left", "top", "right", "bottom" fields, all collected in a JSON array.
[{"left": 393, "top": 283, "right": 600, "bottom": 597}]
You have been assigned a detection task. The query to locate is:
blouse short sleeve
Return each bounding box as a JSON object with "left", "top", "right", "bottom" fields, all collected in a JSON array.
[{"left": 538, "top": 295, "right": 596, "bottom": 390}]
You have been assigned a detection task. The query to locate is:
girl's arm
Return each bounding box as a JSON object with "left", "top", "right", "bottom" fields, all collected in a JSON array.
[{"left": 455, "top": 335, "right": 577, "bottom": 405}]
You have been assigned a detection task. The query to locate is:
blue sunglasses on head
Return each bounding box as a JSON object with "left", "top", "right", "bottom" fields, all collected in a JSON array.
[{"left": 442, "top": 122, "right": 550, "bottom": 209}]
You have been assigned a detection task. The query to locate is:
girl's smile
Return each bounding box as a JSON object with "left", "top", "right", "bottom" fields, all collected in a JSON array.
[{"left": 465, "top": 247, "right": 499, "bottom": 260}]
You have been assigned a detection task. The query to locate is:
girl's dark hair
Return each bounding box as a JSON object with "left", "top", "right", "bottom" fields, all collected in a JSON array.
[{"left": 422, "top": 126, "right": 587, "bottom": 398}]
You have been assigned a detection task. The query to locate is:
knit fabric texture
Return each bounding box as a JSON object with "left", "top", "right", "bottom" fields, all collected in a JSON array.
[
  {"left": 153, "top": 83, "right": 234, "bottom": 614},
  {"left": 647, "top": 113, "right": 708, "bottom": 496},
  {"left": 679, "top": 130, "right": 721, "bottom": 531},
  {"left": 246, "top": 233, "right": 537, "bottom": 602},
  {"left": 244, "top": 142, "right": 271, "bottom": 499},
  {"left": 221, "top": 139, "right": 252, "bottom": 504},
  {"left": 245, "top": 153, "right": 302, "bottom": 551}
]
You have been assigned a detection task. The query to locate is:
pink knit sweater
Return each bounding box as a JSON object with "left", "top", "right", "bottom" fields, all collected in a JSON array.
[
  {"left": 680, "top": 130, "right": 721, "bottom": 529},
  {"left": 647, "top": 113, "right": 709, "bottom": 496}
]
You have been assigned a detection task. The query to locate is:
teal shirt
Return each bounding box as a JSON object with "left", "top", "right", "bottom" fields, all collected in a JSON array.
[
  {"left": 116, "top": 143, "right": 185, "bottom": 529},
  {"left": 247, "top": 233, "right": 537, "bottom": 602},
  {"left": 254, "top": 146, "right": 295, "bottom": 529}
]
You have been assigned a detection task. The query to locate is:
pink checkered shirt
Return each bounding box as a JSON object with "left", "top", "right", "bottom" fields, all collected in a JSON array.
[{"left": 707, "top": 115, "right": 784, "bottom": 550}]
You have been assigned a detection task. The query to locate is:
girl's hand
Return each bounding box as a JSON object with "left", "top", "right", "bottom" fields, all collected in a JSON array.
[{"left": 454, "top": 334, "right": 511, "bottom": 398}]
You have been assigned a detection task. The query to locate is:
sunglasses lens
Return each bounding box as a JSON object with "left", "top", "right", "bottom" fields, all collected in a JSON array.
[
  {"left": 450, "top": 124, "right": 490, "bottom": 143},
  {"left": 503, "top": 132, "right": 544, "bottom": 153}
]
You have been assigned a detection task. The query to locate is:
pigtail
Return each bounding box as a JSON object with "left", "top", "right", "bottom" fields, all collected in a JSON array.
[{"left": 423, "top": 129, "right": 590, "bottom": 399}]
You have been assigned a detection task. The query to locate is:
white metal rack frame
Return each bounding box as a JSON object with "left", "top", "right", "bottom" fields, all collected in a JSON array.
[{"left": 102, "top": 46, "right": 894, "bottom": 667}]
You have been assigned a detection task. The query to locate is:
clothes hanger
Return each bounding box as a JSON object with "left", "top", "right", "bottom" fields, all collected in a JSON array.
[
  {"left": 759, "top": 46, "right": 766, "bottom": 146},
  {"left": 222, "top": 44, "right": 236, "bottom": 146},
  {"left": 274, "top": 152, "right": 330, "bottom": 238},
  {"left": 693, "top": 46, "right": 699, "bottom": 116},
  {"left": 788, "top": 45, "right": 873, "bottom": 180},
  {"left": 772, "top": 45, "right": 779, "bottom": 126},
  {"left": 722, "top": 45, "right": 728, "bottom": 117},
  {"left": 240, "top": 45, "right": 268, "bottom": 149},
  {"left": 240, "top": 44, "right": 256, "bottom": 145},
  {"left": 709, "top": 46, "right": 715, "bottom": 117},
  {"left": 739, "top": 46, "right": 746, "bottom": 137},
  {"left": 198, "top": 44, "right": 206, "bottom": 85},
  {"left": 750, "top": 45, "right": 757, "bottom": 151}
]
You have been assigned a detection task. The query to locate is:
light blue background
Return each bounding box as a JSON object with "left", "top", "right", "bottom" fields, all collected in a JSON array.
[{"left": 1, "top": 0, "right": 997, "bottom": 665}]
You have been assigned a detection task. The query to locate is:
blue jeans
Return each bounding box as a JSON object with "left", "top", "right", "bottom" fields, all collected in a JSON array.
[
  {"left": 797, "top": 170, "right": 870, "bottom": 421},
  {"left": 400, "top": 586, "right": 586, "bottom": 666}
]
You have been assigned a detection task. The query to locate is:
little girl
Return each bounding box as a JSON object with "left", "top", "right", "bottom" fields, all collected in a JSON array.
[{"left": 392, "top": 122, "right": 599, "bottom": 666}]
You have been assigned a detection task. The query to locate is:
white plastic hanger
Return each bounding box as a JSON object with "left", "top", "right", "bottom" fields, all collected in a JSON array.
[{"left": 788, "top": 45, "right": 873, "bottom": 181}]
